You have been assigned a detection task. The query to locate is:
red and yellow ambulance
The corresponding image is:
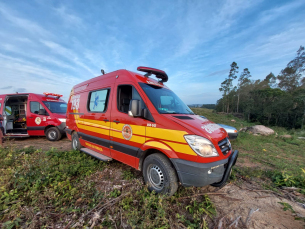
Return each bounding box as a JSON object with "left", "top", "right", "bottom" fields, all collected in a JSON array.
[
  {"left": 66, "top": 67, "right": 238, "bottom": 195},
  {"left": 0, "top": 93, "right": 67, "bottom": 141}
]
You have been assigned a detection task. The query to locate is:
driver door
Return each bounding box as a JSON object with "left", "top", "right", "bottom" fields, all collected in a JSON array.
[
  {"left": 110, "top": 83, "right": 150, "bottom": 168},
  {"left": 27, "top": 101, "right": 48, "bottom": 136}
]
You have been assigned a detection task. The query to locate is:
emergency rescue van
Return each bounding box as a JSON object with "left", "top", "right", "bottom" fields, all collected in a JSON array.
[
  {"left": 66, "top": 67, "right": 238, "bottom": 195},
  {"left": 0, "top": 93, "right": 67, "bottom": 141}
]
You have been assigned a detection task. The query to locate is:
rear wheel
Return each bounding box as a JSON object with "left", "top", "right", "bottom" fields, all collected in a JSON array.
[
  {"left": 46, "top": 127, "right": 62, "bottom": 141},
  {"left": 143, "top": 153, "right": 178, "bottom": 196},
  {"left": 71, "top": 132, "right": 81, "bottom": 151}
]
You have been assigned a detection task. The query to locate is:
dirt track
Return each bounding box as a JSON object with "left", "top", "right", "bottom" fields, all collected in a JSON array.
[
  {"left": 3, "top": 136, "right": 71, "bottom": 151},
  {"left": 2, "top": 137, "right": 305, "bottom": 228}
]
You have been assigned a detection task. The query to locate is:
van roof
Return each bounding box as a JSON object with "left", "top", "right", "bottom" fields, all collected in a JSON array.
[
  {"left": 0, "top": 93, "right": 65, "bottom": 102},
  {"left": 72, "top": 69, "right": 169, "bottom": 94}
]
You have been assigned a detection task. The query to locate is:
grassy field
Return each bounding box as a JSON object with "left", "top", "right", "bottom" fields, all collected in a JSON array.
[
  {"left": 193, "top": 108, "right": 305, "bottom": 190},
  {"left": 0, "top": 108, "right": 304, "bottom": 228}
]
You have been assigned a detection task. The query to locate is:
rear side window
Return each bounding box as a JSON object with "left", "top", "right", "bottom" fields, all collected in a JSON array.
[{"left": 88, "top": 89, "right": 110, "bottom": 112}]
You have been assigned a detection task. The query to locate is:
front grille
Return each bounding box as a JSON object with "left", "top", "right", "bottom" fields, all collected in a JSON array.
[{"left": 218, "top": 137, "right": 231, "bottom": 155}]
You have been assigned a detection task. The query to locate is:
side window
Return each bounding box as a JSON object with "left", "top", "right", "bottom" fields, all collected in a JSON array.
[
  {"left": 117, "top": 85, "right": 145, "bottom": 114},
  {"left": 88, "top": 89, "right": 110, "bottom": 112},
  {"left": 30, "top": 102, "right": 45, "bottom": 114},
  {"left": 5, "top": 106, "right": 12, "bottom": 115},
  {"left": 133, "top": 87, "right": 146, "bottom": 109}
]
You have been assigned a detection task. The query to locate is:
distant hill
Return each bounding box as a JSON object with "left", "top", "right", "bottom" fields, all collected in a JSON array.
[{"left": 188, "top": 104, "right": 216, "bottom": 109}]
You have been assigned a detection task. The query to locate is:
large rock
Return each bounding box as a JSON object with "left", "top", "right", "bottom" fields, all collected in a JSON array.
[{"left": 240, "top": 125, "right": 275, "bottom": 136}]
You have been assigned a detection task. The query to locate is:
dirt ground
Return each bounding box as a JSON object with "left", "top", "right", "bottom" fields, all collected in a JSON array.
[
  {"left": 2, "top": 137, "right": 305, "bottom": 228},
  {"left": 3, "top": 136, "right": 72, "bottom": 151}
]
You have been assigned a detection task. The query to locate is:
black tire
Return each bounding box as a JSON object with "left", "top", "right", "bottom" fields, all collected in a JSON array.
[
  {"left": 143, "top": 153, "right": 178, "bottom": 196},
  {"left": 71, "top": 132, "right": 81, "bottom": 151},
  {"left": 45, "top": 127, "right": 62, "bottom": 141}
]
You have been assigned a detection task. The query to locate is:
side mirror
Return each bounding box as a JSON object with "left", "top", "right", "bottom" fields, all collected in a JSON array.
[{"left": 128, "top": 100, "right": 141, "bottom": 117}]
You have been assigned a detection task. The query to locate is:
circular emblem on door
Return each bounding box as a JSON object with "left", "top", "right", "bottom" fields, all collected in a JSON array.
[
  {"left": 35, "top": 117, "right": 41, "bottom": 125},
  {"left": 122, "top": 124, "right": 132, "bottom": 140}
]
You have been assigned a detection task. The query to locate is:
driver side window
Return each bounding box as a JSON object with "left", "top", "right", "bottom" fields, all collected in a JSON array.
[
  {"left": 117, "top": 85, "right": 145, "bottom": 114},
  {"left": 30, "top": 102, "right": 46, "bottom": 114}
]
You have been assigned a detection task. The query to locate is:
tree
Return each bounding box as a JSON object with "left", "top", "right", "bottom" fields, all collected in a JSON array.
[
  {"left": 278, "top": 46, "right": 305, "bottom": 93},
  {"left": 261, "top": 72, "right": 277, "bottom": 88},
  {"left": 219, "top": 62, "right": 239, "bottom": 113},
  {"left": 237, "top": 68, "right": 251, "bottom": 113}
]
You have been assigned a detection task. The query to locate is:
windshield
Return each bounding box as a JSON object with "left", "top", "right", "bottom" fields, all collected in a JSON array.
[
  {"left": 139, "top": 83, "right": 194, "bottom": 114},
  {"left": 43, "top": 101, "right": 67, "bottom": 114}
]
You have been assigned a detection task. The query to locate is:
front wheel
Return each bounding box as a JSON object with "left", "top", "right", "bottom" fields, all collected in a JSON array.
[
  {"left": 46, "top": 127, "right": 62, "bottom": 141},
  {"left": 143, "top": 153, "right": 178, "bottom": 196}
]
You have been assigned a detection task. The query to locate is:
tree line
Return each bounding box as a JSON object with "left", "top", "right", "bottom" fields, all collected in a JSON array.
[{"left": 216, "top": 46, "right": 305, "bottom": 129}]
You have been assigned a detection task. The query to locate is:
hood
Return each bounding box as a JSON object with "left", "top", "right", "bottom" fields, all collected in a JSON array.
[{"left": 162, "top": 114, "right": 228, "bottom": 143}]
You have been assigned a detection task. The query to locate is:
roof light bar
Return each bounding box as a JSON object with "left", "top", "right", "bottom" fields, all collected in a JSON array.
[
  {"left": 137, "top": 66, "right": 168, "bottom": 83},
  {"left": 43, "top": 92, "right": 63, "bottom": 99}
]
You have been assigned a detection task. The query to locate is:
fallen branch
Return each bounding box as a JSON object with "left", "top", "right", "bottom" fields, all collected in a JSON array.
[
  {"left": 218, "top": 195, "right": 243, "bottom": 201},
  {"left": 228, "top": 216, "right": 241, "bottom": 228},
  {"left": 246, "top": 208, "right": 259, "bottom": 226},
  {"left": 281, "top": 187, "right": 300, "bottom": 191},
  {"left": 72, "top": 192, "right": 130, "bottom": 228},
  {"left": 254, "top": 195, "right": 273, "bottom": 199},
  {"left": 175, "top": 192, "right": 228, "bottom": 200},
  {"left": 217, "top": 216, "right": 226, "bottom": 229}
]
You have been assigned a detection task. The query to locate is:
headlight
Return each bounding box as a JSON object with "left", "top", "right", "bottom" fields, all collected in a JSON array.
[
  {"left": 184, "top": 135, "right": 219, "bottom": 157},
  {"left": 58, "top": 118, "right": 66, "bottom": 122}
]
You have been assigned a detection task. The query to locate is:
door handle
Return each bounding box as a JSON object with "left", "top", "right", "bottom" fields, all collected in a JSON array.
[
  {"left": 103, "top": 119, "right": 109, "bottom": 122},
  {"left": 113, "top": 120, "right": 120, "bottom": 123}
]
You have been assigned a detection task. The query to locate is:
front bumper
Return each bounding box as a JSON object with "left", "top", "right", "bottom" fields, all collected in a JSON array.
[
  {"left": 57, "top": 122, "right": 66, "bottom": 134},
  {"left": 170, "top": 150, "right": 239, "bottom": 187}
]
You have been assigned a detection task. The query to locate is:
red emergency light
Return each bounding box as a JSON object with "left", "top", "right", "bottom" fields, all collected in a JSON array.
[
  {"left": 43, "top": 92, "right": 63, "bottom": 99},
  {"left": 137, "top": 66, "right": 168, "bottom": 83}
]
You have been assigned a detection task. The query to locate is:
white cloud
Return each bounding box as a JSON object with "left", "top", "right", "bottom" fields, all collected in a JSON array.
[
  {"left": 0, "top": 3, "right": 51, "bottom": 37},
  {"left": 53, "top": 5, "right": 83, "bottom": 28}
]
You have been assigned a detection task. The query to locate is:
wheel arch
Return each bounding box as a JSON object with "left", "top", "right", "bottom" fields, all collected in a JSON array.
[
  {"left": 138, "top": 141, "right": 179, "bottom": 172},
  {"left": 44, "top": 125, "right": 56, "bottom": 133}
]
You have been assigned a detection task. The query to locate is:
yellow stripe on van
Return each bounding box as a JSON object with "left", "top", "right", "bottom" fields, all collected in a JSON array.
[
  {"left": 144, "top": 141, "right": 171, "bottom": 151},
  {"left": 111, "top": 123, "right": 145, "bottom": 134},
  {"left": 162, "top": 141, "right": 197, "bottom": 156},
  {"left": 77, "top": 120, "right": 110, "bottom": 130},
  {"left": 77, "top": 124, "right": 109, "bottom": 136},
  {"left": 111, "top": 130, "right": 146, "bottom": 144},
  {"left": 146, "top": 127, "right": 188, "bottom": 143}
]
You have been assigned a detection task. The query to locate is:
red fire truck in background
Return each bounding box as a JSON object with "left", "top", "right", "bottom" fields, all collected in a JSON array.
[{"left": 0, "top": 92, "right": 67, "bottom": 141}]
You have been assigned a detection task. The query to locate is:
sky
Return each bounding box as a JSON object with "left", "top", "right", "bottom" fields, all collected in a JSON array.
[{"left": 0, "top": 0, "right": 305, "bottom": 104}]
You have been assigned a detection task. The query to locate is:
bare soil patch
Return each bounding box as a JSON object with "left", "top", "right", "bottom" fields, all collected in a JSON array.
[
  {"left": 210, "top": 183, "right": 305, "bottom": 228},
  {"left": 3, "top": 136, "right": 71, "bottom": 151}
]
